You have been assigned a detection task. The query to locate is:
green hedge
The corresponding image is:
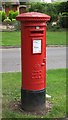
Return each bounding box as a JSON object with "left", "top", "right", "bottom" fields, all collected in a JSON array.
[
  {"left": 28, "top": 1, "right": 68, "bottom": 22},
  {"left": 59, "top": 12, "right": 68, "bottom": 28},
  {"left": 58, "top": 2, "right": 68, "bottom": 14}
]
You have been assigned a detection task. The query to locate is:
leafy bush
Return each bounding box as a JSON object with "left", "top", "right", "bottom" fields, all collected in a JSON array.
[
  {"left": 12, "top": 19, "right": 16, "bottom": 22},
  {"left": 12, "top": 11, "right": 19, "bottom": 19},
  {"left": 8, "top": 10, "right": 19, "bottom": 21},
  {"left": 51, "top": 24, "right": 61, "bottom": 31},
  {"left": 2, "top": 11, "right": 6, "bottom": 22},
  {"left": 0, "top": 11, "right": 2, "bottom": 22},
  {"left": 0, "top": 11, "right": 7, "bottom": 22},
  {"left": 11, "top": 19, "right": 16, "bottom": 25},
  {"left": 8, "top": 10, "right": 14, "bottom": 21},
  {"left": 4, "top": 18, "right": 11, "bottom": 24},
  {"left": 47, "top": 22, "right": 61, "bottom": 31}
]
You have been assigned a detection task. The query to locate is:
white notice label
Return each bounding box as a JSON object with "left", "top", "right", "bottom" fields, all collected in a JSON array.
[{"left": 33, "top": 40, "right": 41, "bottom": 54}]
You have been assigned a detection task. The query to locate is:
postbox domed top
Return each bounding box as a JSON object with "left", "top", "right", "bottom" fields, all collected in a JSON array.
[{"left": 16, "top": 12, "right": 50, "bottom": 22}]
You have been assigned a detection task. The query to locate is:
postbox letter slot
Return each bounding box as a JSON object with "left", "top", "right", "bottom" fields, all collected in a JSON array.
[{"left": 31, "top": 31, "right": 43, "bottom": 34}]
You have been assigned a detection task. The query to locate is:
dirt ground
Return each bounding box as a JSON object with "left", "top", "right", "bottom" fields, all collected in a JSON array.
[{"left": 9, "top": 100, "right": 52, "bottom": 116}]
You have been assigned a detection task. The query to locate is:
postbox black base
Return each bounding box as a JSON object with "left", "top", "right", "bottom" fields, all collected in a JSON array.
[{"left": 21, "top": 88, "right": 45, "bottom": 111}]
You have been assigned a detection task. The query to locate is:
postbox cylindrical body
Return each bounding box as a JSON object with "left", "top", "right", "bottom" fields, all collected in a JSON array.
[{"left": 16, "top": 12, "right": 50, "bottom": 111}]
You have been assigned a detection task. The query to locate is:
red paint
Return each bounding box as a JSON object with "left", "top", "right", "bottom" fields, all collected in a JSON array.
[{"left": 16, "top": 12, "right": 50, "bottom": 90}]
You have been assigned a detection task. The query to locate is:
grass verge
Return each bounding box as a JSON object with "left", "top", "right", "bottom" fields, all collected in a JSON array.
[
  {"left": 2, "top": 69, "right": 66, "bottom": 118},
  {"left": 2, "top": 31, "right": 21, "bottom": 47},
  {"left": 46, "top": 31, "right": 66, "bottom": 45},
  {"left": 1, "top": 31, "right": 66, "bottom": 46}
]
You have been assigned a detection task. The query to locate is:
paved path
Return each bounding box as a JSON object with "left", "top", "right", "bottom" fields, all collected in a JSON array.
[{"left": 0, "top": 47, "right": 66, "bottom": 73}]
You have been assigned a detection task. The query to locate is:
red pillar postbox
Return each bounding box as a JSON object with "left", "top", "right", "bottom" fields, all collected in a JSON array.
[{"left": 16, "top": 12, "right": 50, "bottom": 111}]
